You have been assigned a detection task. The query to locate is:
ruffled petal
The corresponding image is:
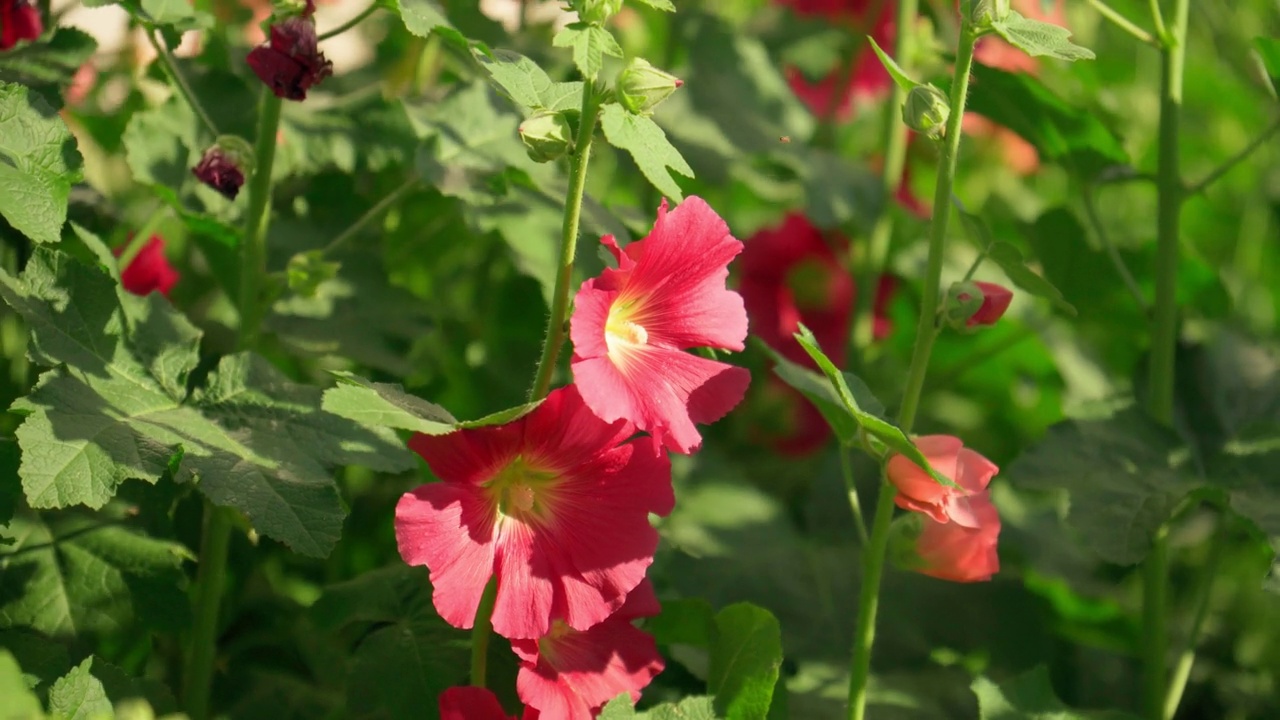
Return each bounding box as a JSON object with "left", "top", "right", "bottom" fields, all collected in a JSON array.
[
  {"left": 395, "top": 484, "right": 497, "bottom": 629},
  {"left": 438, "top": 686, "right": 517, "bottom": 720}
]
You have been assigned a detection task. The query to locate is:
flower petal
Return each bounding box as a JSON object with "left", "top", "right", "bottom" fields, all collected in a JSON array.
[{"left": 395, "top": 484, "right": 497, "bottom": 629}]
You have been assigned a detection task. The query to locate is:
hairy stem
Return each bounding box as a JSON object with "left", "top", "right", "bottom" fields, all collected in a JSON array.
[
  {"left": 470, "top": 578, "right": 499, "bottom": 687},
  {"left": 845, "top": 23, "right": 979, "bottom": 720},
  {"left": 317, "top": 2, "right": 381, "bottom": 41},
  {"left": 236, "top": 92, "right": 283, "bottom": 351},
  {"left": 182, "top": 505, "right": 234, "bottom": 720},
  {"left": 529, "top": 80, "right": 600, "bottom": 400},
  {"left": 1185, "top": 117, "right": 1280, "bottom": 196},
  {"left": 1086, "top": 0, "right": 1158, "bottom": 46},
  {"left": 839, "top": 446, "right": 871, "bottom": 546},
  {"left": 145, "top": 29, "right": 219, "bottom": 140}
]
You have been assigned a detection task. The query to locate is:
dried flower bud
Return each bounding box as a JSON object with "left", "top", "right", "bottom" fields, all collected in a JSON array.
[
  {"left": 1, "top": 0, "right": 43, "bottom": 51},
  {"left": 616, "top": 58, "right": 683, "bottom": 116},
  {"left": 519, "top": 110, "right": 574, "bottom": 163},
  {"left": 246, "top": 16, "right": 333, "bottom": 101},
  {"left": 192, "top": 135, "right": 253, "bottom": 200},
  {"left": 573, "top": 0, "right": 624, "bottom": 24},
  {"left": 902, "top": 84, "right": 950, "bottom": 139}
]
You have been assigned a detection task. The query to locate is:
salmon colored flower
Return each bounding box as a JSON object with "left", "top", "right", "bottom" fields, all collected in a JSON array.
[
  {"left": 886, "top": 435, "right": 998, "bottom": 528},
  {"left": 0, "top": 0, "right": 41, "bottom": 50},
  {"left": 116, "top": 236, "right": 180, "bottom": 298},
  {"left": 570, "top": 197, "right": 751, "bottom": 455},
  {"left": 512, "top": 581, "right": 664, "bottom": 720},
  {"left": 439, "top": 687, "right": 523, "bottom": 720},
  {"left": 914, "top": 491, "right": 1001, "bottom": 582},
  {"left": 395, "top": 385, "right": 673, "bottom": 640}
]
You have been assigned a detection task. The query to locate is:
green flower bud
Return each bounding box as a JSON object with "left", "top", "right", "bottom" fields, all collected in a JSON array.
[
  {"left": 573, "top": 0, "right": 624, "bottom": 25},
  {"left": 942, "top": 280, "right": 985, "bottom": 331},
  {"left": 616, "top": 58, "right": 683, "bottom": 116},
  {"left": 969, "top": 0, "right": 1010, "bottom": 29},
  {"left": 519, "top": 110, "right": 574, "bottom": 163},
  {"left": 902, "top": 84, "right": 950, "bottom": 139}
]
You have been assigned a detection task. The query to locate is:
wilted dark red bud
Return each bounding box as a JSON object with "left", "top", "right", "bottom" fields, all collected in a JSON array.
[
  {"left": 1, "top": 0, "right": 43, "bottom": 51},
  {"left": 967, "top": 281, "right": 1013, "bottom": 327},
  {"left": 246, "top": 17, "right": 332, "bottom": 101},
  {"left": 191, "top": 143, "right": 247, "bottom": 200}
]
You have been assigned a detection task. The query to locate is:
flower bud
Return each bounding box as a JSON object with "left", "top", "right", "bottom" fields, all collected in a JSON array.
[
  {"left": 944, "top": 280, "right": 1013, "bottom": 329},
  {"left": 246, "top": 15, "right": 333, "bottom": 101},
  {"left": 616, "top": 58, "right": 683, "bottom": 116},
  {"left": 902, "top": 84, "right": 950, "bottom": 139},
  {"left": 0, "top": 0, "right": 42, "bottom": 51},
  {"left": 969, "top": 0, "right": 1010, "bottom": 29},
  {"left": 968, "top": 281, "right": 1013, "bottom": 326},
  {"left": 519, "top": 110, "right": 574, "bottom": 163},
  {"left": 192, "top": 135, "right": 253, "bottom": 200},
  {"left": 572, "top": 0, "right": 623, "bottom": 25}
]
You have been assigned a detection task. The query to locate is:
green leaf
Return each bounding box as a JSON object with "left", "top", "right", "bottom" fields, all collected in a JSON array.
[
  {"left": 964, "top": 63, "right": 1128, "bottom": 180},
  {"left": 973, "top": 666, "right": 1141, "bottom": 719},
  {"left": 396, "top": 0, "right": 451, "bottom": 36},
  {"left": 1005, "top": 407, "right": 1199, "bottom": 565},
  {"left": 954, "top": 208, "right": 1076, "bottom": 315},
  {"left": 0, "top": 81, "right": 83, "bottom": 245},
  {"left": 0, "top": 629, "right": 71, "bottom": 694},
  {"left": 123, "top": 97, "right": 196, "bottom": 195},
  {"left": 459, "top": 400, "right": 543, "bottom": 428},
  {"left": 630, "top": 0, "right": 676, "bottom": 10},
  {"left": 474, "top": 48, "right": 585, "bottom": 113},
  {"left": 286, "top": 250, "right": 341, "bottom": 298},
  {"left": 762, "top": 344, "right": 860, "bottom": 445},
  {"left": 48, "top": 658, "right": 114, "bottom": 720},
  {"left": 322, "top": 372, "right": 457, "bottom": 435},
  {"left": 709, "top": 603, "right": 783, "bottom": 720},
  {"left": 553, "top": 22, "right": 624, "bottom": 80},
  {"left": 1254, "top": 37, "right": 1280, "bottom": 97},
  {"left": 989, "top": 10, "right": 1095, "bottom": 62},
  {"left": 600, "top": 103, "right": 694, "bottom": 201},
  {"left": 648, "top": 598, "right": 715, "bottom": 648},
  {"left": 138, "top": 0, "right": 211, "bottom": 32},
  {"left": 0, "top": 28, "right": 98, "bottom": 94},
  {"left": 0, "top": 512, "right": 190, "bottom": 639},
  {"left": 0, "top": 650, "right": 45, "bottom": 719},
  {"left": 599, "top": 694, "right": 718, "bottom": 719},
  {"left": 867, "top": 36, "right": 920, "bottom": 91}
]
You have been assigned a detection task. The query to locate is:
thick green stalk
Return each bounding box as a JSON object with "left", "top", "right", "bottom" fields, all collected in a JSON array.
[
  {"left": 182, "top": 506, "right": 234, "bottom": 720},
  {"left": 1144, "top": 2, "right": 1188, "bottom": 716},
  {"left": 851, "top": 0, "right": 917, "bottom": 358},
  {"left": 469, "top": 578, "right": 499, "bottom": 687},
  {"left": 529, "top": 80, "right": 600, "bottom": 400},
  {"left": 237, "top": 92, "right": 284, "bottom": 351},
  {"left": 845, "top": 25, "right": 979, "bottom": 720}
]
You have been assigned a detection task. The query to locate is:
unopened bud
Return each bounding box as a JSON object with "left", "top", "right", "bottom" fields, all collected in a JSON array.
[
  {"left": 944, "top": 280, "right": 1013, "bottom": 329},
  {"left": 902, "top": 84, "right": 950, "bottom": 139},
  {"left": 573, "top": 0, "right": 623, "bottom": 24},
  {"left": 970, "top": 0, "right": 1010, "bottom": 29},
  {"left": 616, "top": 58, "right": 683, "bottom": 116},
  {"left": 519, "top": 110, "right": 573, "bottom": 163},
  {"left": 192, "top": 135, "right": 253, "bottom": 200}
]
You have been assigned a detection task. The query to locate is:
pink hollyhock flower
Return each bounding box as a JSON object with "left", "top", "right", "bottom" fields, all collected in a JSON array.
[
  {"left": 965, "top": 281, "right": 1013, "bottom": 327},
  {"left": 0, "top": 0, "right": 41, "bottom": 50},
  {"left": 395, "top": 385, "right": 674, "bottom": 640},
  {"left": 512, "top": 580, "right": 664, "bottom": 720},
  {"left": 776, "top": 0, "right": 896, "bottom": 120},
  {"left": 116, "top": 236, "right": 180, "bottom": 298},
  {"left": 886, "top": 435, "right": 998, "bottom": 528},
  {"left": 569, "top": 197, "right": 751, "bottom": 455},
  {"left": 914, "top": 491, "right": 1001, "bottom": 582},
  {"left": 439, "top": 686, "right": 523, "bottom": 720}
]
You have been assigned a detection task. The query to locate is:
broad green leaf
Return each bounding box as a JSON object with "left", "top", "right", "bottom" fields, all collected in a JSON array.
[
  {"left": 787, "top": 326, "right": 956, "bottom": 487},
  {"left": 1254, "top": 37, "right": 1280, "bottom": 97},
  {"left": 322, "top": 372, "right": 457, "bottom": 435},
  {"left": 1005, "top": 407, "right": 1199, "bottom": 565},
  {"left": 459, "top": 400, "right": 544, "bottom": 428},
  {"left": 0, "top": 513, "right": 189, "bottom": 639},
  {"left": 964, "top": 64, "right": 1128, "bottom": 180},
  {"left": 955, "top": 207, "right": 1076, "bottom": 315},
  {"left": 0, "top": 438, "right": 20, "bottom": 528},
  {"left": 0, "top": 81, "right": 83, "bottom": 245},
  {"left": 600, "top": 103, "right": 693, "bottom": 201},
  {"left": 0, "top": 650, "right": 44, "bottom": 719},
  {"left": 0, "top": 28, "right": 98, "bottom": 93},
  {"left": 475, "top": 48, "right": 585, "bottom": 113},
  {"left": 989, "top": 11, "right": 1095, "bottom": 62},
  {"left": 1019, "top": 207, "right": 1128, "bottom": 320},
  {"left": 553, "top": 22, "right": 623, "bottom": 80},
  {"left": 48, "top": 658, "right": 113, "bottom": 720},
  {"left": 123, "top": 97, "right": 195, "bottom": 197},
  {"left": 709, "top": 603, "right": 783, "bottom": 720},
  {"left": 973, "top": 666, "right": 1141, "bottom": 719},
  {"left": 0, "top": 629, "right": 70, "bottom": 693},
  {"left": 138, "top": 0, "right": 211, "bottom": 32},
  {"left": 630, "top": 0, "right": 676, "bottom": 10},
  {"left": 761, "top": 342, "right": 860, "bottom": 445},
  {"left": 599, "top": 694, "right": 717, "bottom": 719},
  {"left": 396, "top": 0, "right": 451, "bottom": 37},
  {"left": 867, "top": 36, "right": 920, "bottom": 91}
]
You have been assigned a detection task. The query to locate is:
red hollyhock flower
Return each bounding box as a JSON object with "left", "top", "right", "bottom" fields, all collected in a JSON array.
[
  {"left": 395, "top": 385, "right": 674, "bottom": 640},
  {"left": 914, "top": 490, "right": 1001, "bottom": 582},
  {"left": 116, "top": 236, "right": 180, "bottom": 298},
  {"left": 570, "top": 197, "right": 751, "bottom": 455},
  {"left": 0, "top": 0, "right": 41, "bottom": 50},
  {"left": 439, "top": 686, "right": 523, "bottom": 720},
  {"left": 512, "top": 581, "right": 664, "bottom": 720},
  {"left": 886, "top": 435, "right": 998, "bottom": 528},
  {"left": 246, "top": 16, "right": 332, "bottom": 101}
]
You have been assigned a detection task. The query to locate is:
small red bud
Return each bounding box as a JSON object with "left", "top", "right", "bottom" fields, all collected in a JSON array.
[
  {"left": 967, "top": 281, "right": 1013, "bottom": 326},
  {"left": 1, "top": 0, "right": 43, "bottom": 51}
]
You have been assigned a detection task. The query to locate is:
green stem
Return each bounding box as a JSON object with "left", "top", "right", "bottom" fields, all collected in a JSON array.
[
  {"left": 1143, "top": 3, "right": 1188, "bottom": 714},
  {"left": 839, "top": 445, "right": 871, "bottom": 546},
  {"left": 145, "top": 29, "right": 220, "bottom": 140},
  {"left": 182, "top": 505, "right": 234, "bottom": 720},
  {"left": 1185, "top": 117, "right": 1280, "bottom": 196},
  {"left": 1148, "top": 0, "right": 1168, "bottom": 42},
  {"left": 850, "top": 0, "right": 917, "bottom": 362},
  {"left": 1164, "top": 519, "right": 1225, "bottom": 719},
  {"left": 317, "top": 2, "right": 380, "bottom": 41},
  {"left": 237, "top": 92, "right": 284, "bottom": 351},
  {"left": 529, "top": 80, "right": 600, "bottom": 400},
  {"left": 469, "top": 578, "right": 499, "bottom": 688},
  {"left": 322, "top": 178, "right": 420, "bottom": 256},
  {"left": 845, "top": 23, "right": 979, "bottom": 720},
  {"left": 1087, "top": 0, "right": 1158, "bottom": 46}
]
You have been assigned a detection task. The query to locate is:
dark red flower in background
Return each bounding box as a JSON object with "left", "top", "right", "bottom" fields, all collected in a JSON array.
[
  {"left": 246, "top": 16, "right": 332, "bottom": 101},
  {"left": 116, "top": 236, "right": 180, "bottom": 298},
  {"left": 776, "top": 0, "right": 895, "bottom": 121},
  {"left": 1, "top": 0, "right": 42, "bottom": 50}
]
